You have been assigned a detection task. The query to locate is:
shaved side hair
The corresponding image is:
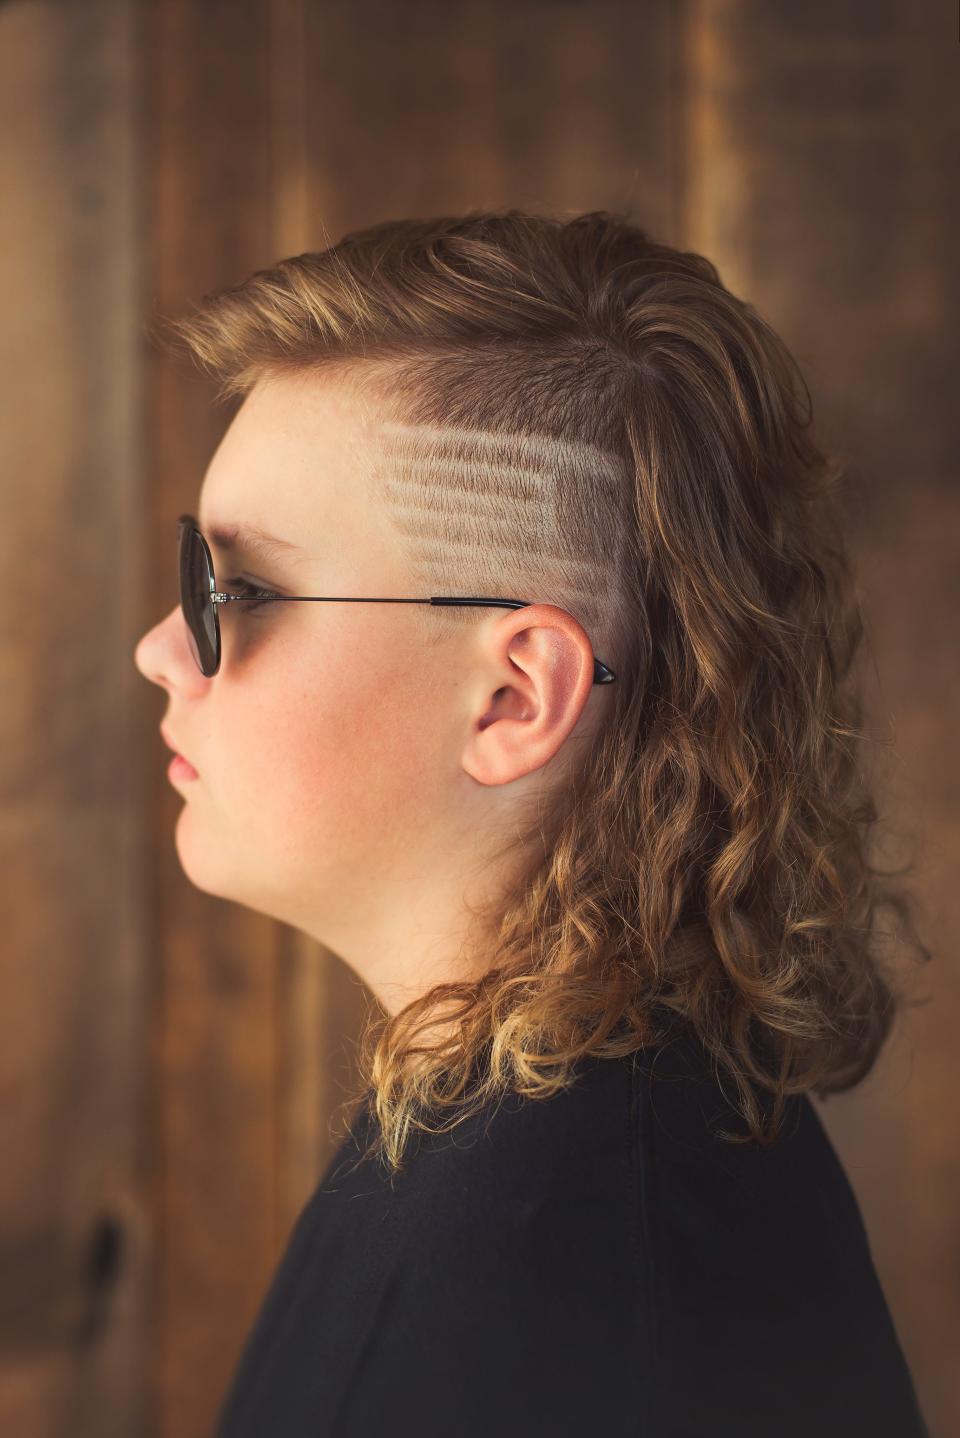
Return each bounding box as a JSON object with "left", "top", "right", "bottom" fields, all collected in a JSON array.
[{"left": 364, "top": 418, "right": 630, "bottom": 655}]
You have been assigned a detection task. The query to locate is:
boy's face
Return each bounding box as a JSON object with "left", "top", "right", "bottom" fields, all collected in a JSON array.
[
  {"left": 134, "top": 367, "right": 605, "bottom": 1012},
  {"left": 134, "top": 370, "right": 477, "bottom": 939}
]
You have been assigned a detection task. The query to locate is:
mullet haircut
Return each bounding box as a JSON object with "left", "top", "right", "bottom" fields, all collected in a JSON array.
[{"left": 154, "top": 209, "right": 932, "bottom": 1176}]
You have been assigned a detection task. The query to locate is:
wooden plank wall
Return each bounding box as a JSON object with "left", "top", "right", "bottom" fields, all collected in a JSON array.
[
  {"left": 1, "top": 1, "right": 955, "bottom": 1435},
  {"left": 0, "top": 3, "right": 150, "bottom": 1437},
  {"left": 685, "top": 5, "right": 959, "bottom": 1433}
]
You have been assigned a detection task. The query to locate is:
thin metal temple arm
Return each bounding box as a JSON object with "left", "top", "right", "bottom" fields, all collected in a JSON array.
[
  {"left": 210, "top": 594, "right": 528, "bottom": 608},
  {"left": 209, "top": 593, "right": 616, "bottom": 683}
]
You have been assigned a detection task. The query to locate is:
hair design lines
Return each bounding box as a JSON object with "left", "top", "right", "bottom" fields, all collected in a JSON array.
[{"left": 366, "top": 419, "right": 630, "bottom": 655}]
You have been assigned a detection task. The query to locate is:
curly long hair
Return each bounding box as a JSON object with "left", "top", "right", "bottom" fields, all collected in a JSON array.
[{"left": 155, "top": 208, "right": 932, "bottom": 1176}]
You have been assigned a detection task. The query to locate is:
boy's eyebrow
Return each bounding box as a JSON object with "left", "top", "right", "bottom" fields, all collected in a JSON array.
[{"left": 202, "top": 520, "right": 304, "bottom": 562}]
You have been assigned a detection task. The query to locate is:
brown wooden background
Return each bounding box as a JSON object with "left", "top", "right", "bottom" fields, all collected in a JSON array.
[{"left": 1, "top": 1, "right": 956, "bottom": 1434}]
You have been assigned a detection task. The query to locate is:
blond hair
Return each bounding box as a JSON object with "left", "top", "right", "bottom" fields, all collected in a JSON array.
[{"left": 155, "top": 209, "right": 932, "bottom": 1176}]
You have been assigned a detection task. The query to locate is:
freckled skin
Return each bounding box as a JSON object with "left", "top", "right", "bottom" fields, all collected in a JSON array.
[{"left": 134, "top": 370, "right": 604, "bottom": 1017}]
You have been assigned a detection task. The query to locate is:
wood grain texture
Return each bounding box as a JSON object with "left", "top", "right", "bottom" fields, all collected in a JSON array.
[
  {"left": 301, "top": 0, "right": 682, "bottom": 243},
  {"left": 683, "top": 5, "right": 957, "bottom": 1431},
  {"left": 143, "top": 4, "right": 281, "bottom": 1435},
  {"left": 848, "top": 480, "right": 960, "bottom": 1433},
  {"left": 3, "top": 0, "right": 954, "bottom": 1434},
  {"left": 0, "top": 2, "right": 149, "bottom": 1436}
]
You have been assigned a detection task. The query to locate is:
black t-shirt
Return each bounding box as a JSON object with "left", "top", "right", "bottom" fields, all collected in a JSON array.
[{"left": 213, "top": 1019, "right": 929, "bottom": 1437}]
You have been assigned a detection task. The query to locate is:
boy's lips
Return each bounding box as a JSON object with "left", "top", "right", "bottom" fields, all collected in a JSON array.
[{"left": 160, "top": 724, "right": 198, "bottom": 773}]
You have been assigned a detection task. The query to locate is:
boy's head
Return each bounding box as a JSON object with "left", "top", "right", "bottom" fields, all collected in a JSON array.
[{"left": 135, "top": 209, "right": 920, "bottom": 1175}]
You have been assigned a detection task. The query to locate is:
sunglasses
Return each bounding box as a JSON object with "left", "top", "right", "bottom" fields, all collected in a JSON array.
[{"left": 177, "top": 513, "right": 617, "bottom": 684}]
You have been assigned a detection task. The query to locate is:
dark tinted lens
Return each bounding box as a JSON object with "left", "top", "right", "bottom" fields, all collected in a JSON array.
[{"left": 178, "top": 520, "right": 219, "bottom": 675}]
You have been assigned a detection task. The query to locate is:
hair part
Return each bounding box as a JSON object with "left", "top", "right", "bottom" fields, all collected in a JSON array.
[{"left": 154, "top": 208, "right": 933, "bottom": 1176}]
